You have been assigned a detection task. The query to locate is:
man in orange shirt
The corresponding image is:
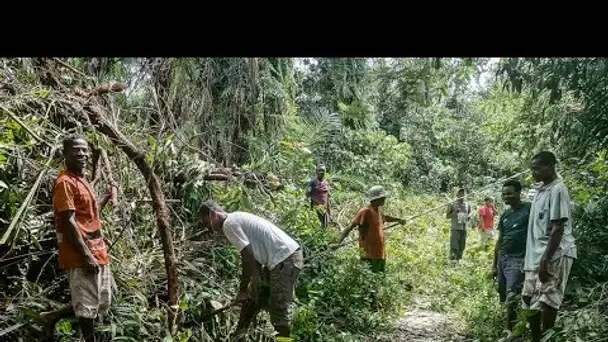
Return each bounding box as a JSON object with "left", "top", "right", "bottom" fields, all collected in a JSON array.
[
  {"left": 38, "top": 134, "right": 117, "bottom": 342},
  {"left": 334, "top": 185, "right": 405, "bottom": 273}
]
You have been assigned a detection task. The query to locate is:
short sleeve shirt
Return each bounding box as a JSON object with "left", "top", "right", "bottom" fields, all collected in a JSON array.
[
  {"left": 222, "top": 212, "right": 299, "bottom": 270},
  {"left": 523, "top": 178, "right": 577, "bottom": 271},
  {"left": 478, "top": 205, "right": 496, "bottom": 230},
  {"left": 351, "top": 205, "right": 386, "bottom": 260},
  {"left": 308, "top": 179, "right": 329, "bottom": 206},
  {"left": 497, "top": 202, "right": 531, "bottom": 258},
  {"left": 53, "top": 170, "right": 108, "bottom": 269}
]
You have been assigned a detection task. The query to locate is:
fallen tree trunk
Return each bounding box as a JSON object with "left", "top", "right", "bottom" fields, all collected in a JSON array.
[{"left": 75, "top": 92, "right": 180, "bottom": 333}]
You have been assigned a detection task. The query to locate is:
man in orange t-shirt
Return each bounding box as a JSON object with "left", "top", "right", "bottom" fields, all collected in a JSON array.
[
  {"left": 38, "top": 134, "right": 117, "bottom": 342},
  {"left": 334, "top": 185, "right": 405, "bottom": 273}
]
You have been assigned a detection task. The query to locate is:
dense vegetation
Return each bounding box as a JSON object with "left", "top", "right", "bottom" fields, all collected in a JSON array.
[{"left": 1, "top": 57, "right": 607, "bottom": 341}]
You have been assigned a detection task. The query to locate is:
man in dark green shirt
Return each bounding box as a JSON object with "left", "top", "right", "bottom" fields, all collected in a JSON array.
[{"left": 492, "top": 179, "right": 531, "bottom": 332}]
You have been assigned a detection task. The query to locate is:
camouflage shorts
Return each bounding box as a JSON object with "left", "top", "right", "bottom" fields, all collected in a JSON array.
[{"left": 267, "top": 249, "right": 304, "bottom": 328}]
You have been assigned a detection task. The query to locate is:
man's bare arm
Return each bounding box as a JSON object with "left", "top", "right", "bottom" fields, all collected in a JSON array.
[
  {"left": 337, "top": 222, "right": 358, "bottom": 244},
  {"left": 60, "top": 211, "right": 96, "bottom": 264},
  {"left": 98, "top": 183, "right": 118, "bottom": 214},
  {"left": 543, "top": 220, "right": 565, "bottom": 262},
  {"left": 305, "top": 182, "right": 313, "bottom": 205},
  {"left": 446, "top": 204, "right": 453, "bottom": 219},
  {"left": 384, "top": 215, "right": 405, "bottom": 224},
  {"left": 98, "top": 194, "right": 111, "bottom": 214},
  {"left": 493, "top": 234, "right": 501, "bottom": 271},
  {"left": 238, "top": 245, "right": 262, "bottom": 294}
]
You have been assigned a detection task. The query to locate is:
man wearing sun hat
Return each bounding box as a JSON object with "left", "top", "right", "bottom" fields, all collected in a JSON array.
[{"left": 334, "top": 185, "right": 405, "bottom": 273}]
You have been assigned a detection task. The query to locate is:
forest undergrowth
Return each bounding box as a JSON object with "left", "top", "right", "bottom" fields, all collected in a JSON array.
[
  {"left": 0, "top": 145, "right": 555, "bottom": 342},
  {"left": 2, "top": 57, "right": 608, "bottom": 342}
]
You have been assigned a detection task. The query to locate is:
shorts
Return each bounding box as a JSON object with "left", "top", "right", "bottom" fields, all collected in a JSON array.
[
  {"left": 268, "top": 249, "right": 303, "bottom": 328},
  {"left": 521, "top": 256, "right": 574, "bottom": 310},
  {"left": 66, "top": 264, "right": 112, "bottom": 319},
  {"left": 498, "top": 255, "right": 524, "bottom": 307}
]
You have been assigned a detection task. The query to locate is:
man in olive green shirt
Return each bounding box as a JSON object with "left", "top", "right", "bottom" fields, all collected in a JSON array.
[{"left": 492, "top": 179, "right": 530, "bottom": 332}]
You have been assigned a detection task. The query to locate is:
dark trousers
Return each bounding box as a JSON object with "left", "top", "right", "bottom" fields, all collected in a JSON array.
[
  {"left": 361, "top": 258, "right": 386, "bottom": 273},
  {"left": 449, "top": 229, "right": 467, "bottom": 260},
  {"left": 315, "top": 207, "right": 329, "bottom": 228}
]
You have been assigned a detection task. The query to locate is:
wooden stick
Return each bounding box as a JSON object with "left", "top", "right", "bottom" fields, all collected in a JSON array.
[
  {"left": 90, "top": 148, "right": 102, "bottom": 188},
  {"left": 52, "top": 58, "right": 91, "bottom": 79},
  {"left": 0, "top": 106, "right": 52, "bottom": 148},
  {"left": 136, "top": 199, "right": 181, "bottom": 203},
  {"left": 0, "top": 322, "right": 25, "bottom": 337},
  {"left": 100, "top": 148, "right": 117, "bottom": 205}
]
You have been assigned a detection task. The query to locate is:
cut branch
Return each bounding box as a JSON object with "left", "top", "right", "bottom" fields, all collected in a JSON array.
[
  {"left": 100, "top": 148, "right": 118, "bottom": 206},
  {"left": 91, "top": 148, "right": 102, "bottom": 188},
  {"left": 52, "top": 58, "right": 91, "bottom": 79},
  {"left": 204, "top": 174, "right": 231, "bottom": 181},
  {"left": 0, "top": 105, "right": 53, "bottom": 148}
]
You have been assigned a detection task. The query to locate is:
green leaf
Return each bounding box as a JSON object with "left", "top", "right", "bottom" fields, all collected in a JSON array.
[{"left": 0, "top": 181, "right": 7, "bottom": 190}]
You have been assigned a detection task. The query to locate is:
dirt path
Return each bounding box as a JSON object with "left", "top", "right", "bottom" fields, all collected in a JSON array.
[{"left": 389, "top": 297, "right": 469, "bottom": 342}]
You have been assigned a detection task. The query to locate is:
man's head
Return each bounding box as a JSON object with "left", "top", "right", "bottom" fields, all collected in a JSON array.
[
  {"left": 501, "top": 179, "right": 522, "bottom": 207},
  {"left": 199, "top": 200, "right": 225, "bottom": 232},
  {"left": 484, "top": 196, "right": 493, "bottom": 206},
  {"left": 63, "top": 134, "right": 89, "bottom": 175},
  {"left": 315, "top": 164, "right": 326, "bottom": 180},
  {"left": 531, "top": 151, "right": 557, "bottom": 183},
  {"left": 456, "top": 188, "right": 466, "bottom": 202},
  {"left": 368, "top": 185, "right": 389, "bottom": 207}
]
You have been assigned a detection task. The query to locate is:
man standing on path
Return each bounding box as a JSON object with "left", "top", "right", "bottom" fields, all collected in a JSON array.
[
  {"left": 492, "top": 179, "right": 531, "bottom": 332},
  {"left": 333, "top": 185, "right": 405, "bottom": 273},
  {"left": 305, "top": 164, "right": 331, "bottom": 228},
  {"left": 446, "top": 188, "right": 471, "bottom": 261},
  {"left": 478, "top": 196, "right": 498, "bottom": 248},
  {"left": 522, "top": 151, "right": 577, "bottom": 342},
  {"left": 39, "top": 135, "right": 117, "bottom": 342},
  {"left": 200, "top": 201, "right": 303, "bottom": 342}
]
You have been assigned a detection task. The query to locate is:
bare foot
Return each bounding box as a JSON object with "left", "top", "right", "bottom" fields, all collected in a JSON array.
[{"left": 36, "top": 312, "right": 56, "bottom": 340}]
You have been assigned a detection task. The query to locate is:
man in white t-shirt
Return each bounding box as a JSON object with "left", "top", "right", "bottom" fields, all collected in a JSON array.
[{"left": 200, "top": 201, "right": 303, "bottom": 341}]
